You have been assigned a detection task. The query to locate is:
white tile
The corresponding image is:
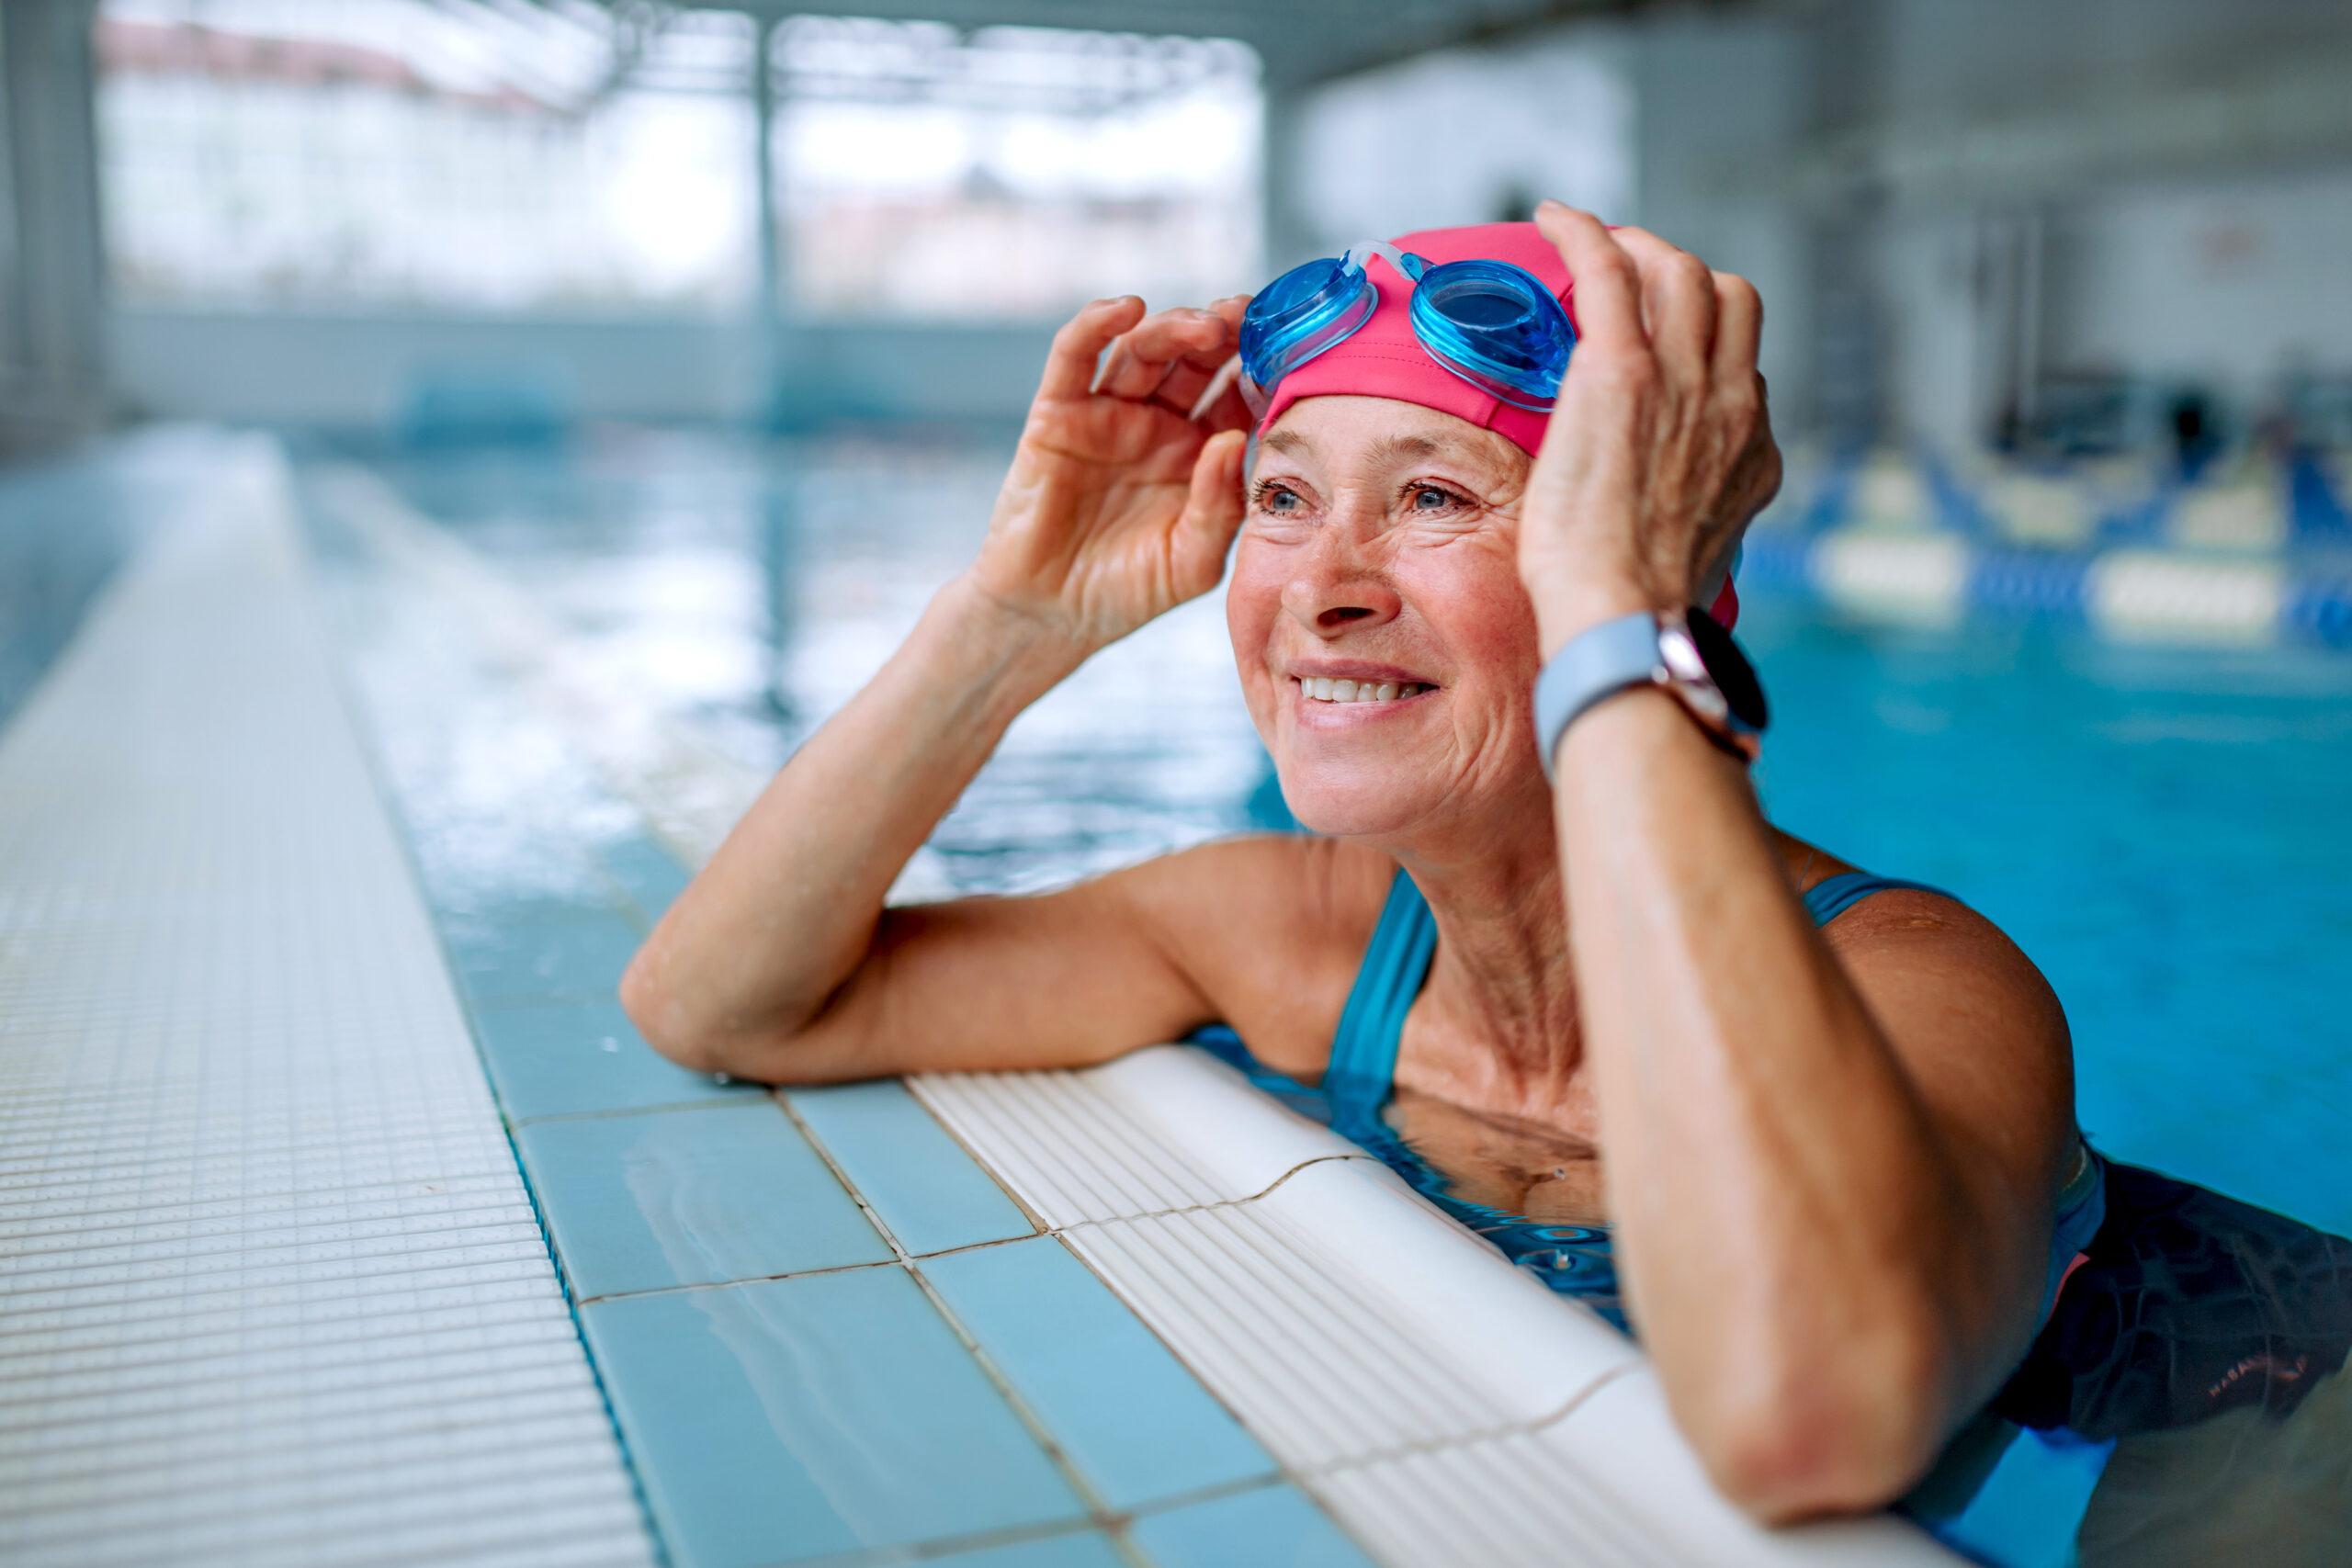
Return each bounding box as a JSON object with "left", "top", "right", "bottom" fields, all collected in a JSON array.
[
  {"left": 1251, "top": 1157, "right": 1642, "bottom": 1426},
  {"left": 1311, "top": 1378, "right": 1963, "bottom": 1568},
  {"left": 1525, "top": 1368, "right": 1960, "bottom": 1565},
  {"left": 912, "top": 1043, "right": 1368, "bottom": 1226},
  {"left": 0, "top": 436, "right": 652, "bottom": 1567},
  {"left": 1062, "top": 1158, "right": 1636, "bottom": 1471}
]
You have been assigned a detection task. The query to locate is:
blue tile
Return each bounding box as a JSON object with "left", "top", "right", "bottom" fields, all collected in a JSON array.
[
  {"left": 1130, "top": 1484, "right": 1376, "bottom": 1568},
  {"left": 921, "top": 1236, "right": 1274, "bottom": 1510},
  {"left": 406, "top": 826, "right": 612, "bottom": 915},
  {"left": 517, "top": 1102, "right": 889, "bottom": 1298},
  {"left": 789, "top": 1079, "right": 1034, "bottom": 1255},
  {"left": 928, "top": 1530, "right": 1126, "bottom": 1567},
  {"left": 444, "top": 908, "right": 647, "bottom": 1005},
  {"left": 471, "top": 998, "right": 760, "bottom": 1122},
  {"left": 582, "top": 1268, "right": 1085, "bottom": 1568},
  {"left": 600, "top": 832, "right": 694, "bottom": 919},
  {"left": 428, "top": 884, "right": 622, "bottom": 930}
]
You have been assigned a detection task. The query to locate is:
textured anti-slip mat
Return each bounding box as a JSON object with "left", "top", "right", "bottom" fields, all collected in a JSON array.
[{"left": 0, "top": 435, "right": 654, "bottom": 1568}]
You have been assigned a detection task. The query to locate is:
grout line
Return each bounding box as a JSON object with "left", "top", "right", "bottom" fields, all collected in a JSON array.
[
  {"left": 1295, "top": 1359, "right": 1645, "bottom": 1480},
  {"left": 770, "top": 1088, "right": 911, "bottom": 1258},
  {"left": 775, "top": 1091, "right": 1135, "bottom": 1541},
  {"left": 567, "top": 1151, "right": 1390, "bottom": 1309},
  {"left": 898, "top": 1075, "right": 1052, "bottom": 1235},
  {"left": 754, "top": 1472, "right": 1312, "bottom": 1568}
]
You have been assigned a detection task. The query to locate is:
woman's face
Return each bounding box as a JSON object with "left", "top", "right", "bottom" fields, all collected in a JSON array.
[{"left": 1227, "top": 394, "right": 1545, "bottom": 838}]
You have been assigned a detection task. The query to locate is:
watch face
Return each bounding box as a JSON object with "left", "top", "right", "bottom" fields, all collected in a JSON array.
[{"left": 1684, "top": 606, "right": 1769, "bottom": 732}]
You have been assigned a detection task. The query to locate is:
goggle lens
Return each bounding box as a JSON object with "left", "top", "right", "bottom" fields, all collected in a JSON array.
[
  {"left": 1410, "top": 259, "right": 1575, "bottom": 411},
  {"left": 1238, "top": 245, "right": 1576, "bottom": 413},
  {"left": 1239, "top": 254, "right": 1375, "bottom": 389}
]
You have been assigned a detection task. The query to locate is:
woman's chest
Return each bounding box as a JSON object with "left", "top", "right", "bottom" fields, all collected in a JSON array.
[{"left": 1383, "top": 1028, "right": 1612, "bottom": 1227}]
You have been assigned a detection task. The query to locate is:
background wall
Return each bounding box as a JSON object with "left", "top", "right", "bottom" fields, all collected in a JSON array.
[{"left": 17, "top": 0, "right": 2352, "bottom": 461}]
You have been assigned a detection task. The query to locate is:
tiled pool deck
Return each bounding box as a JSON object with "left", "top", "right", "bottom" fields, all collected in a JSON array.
[
  {"left": 0, "top": 432, "right": 653, "bottom": 1567},
  {"left": 1, "top": 429, "right": 1960, "bottom": 1566}
]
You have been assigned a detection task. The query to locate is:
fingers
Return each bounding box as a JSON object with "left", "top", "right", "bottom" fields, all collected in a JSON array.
[
  {"left": 1187, "top": 353, "right": 1256, "bottom": 432},
  {"left": 1532, "top": 201, "right": 1645, "bottom": 356},
  {"left": 1157, "top": 295, "right": 1256, "bottom": 422},
  {"left": 1091, "top": 306, "right": 1236, "bottom": 408},
  {"left": 1173, "top": 429, "right": 1249, "bottom": 581},
  {"left": 1710, "top": 270, "right": 1762, "bottom": 387},
  {"left": 1180, "top": 294, "right": 1259, "bottom": 430},
  {"left": 1610, "top": 225, "right": 1718, "bottom": 384},
  {"left": 1037, "top": 296, "right": 1147, "bottom": 401}
]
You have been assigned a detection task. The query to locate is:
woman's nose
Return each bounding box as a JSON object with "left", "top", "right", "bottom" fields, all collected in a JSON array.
[{"left": 1281, "top": 517, "right": 1402, "bottom": 633}]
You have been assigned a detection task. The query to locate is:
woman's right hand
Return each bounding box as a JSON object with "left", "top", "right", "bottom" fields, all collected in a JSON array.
[{"left": 963, "top": 295, "right": 1258, "bottom": 656}]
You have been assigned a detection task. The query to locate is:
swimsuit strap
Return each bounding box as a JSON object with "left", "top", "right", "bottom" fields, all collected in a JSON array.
[
  {"left": 1334, "top": 864, "right": 1961, "bottom": 1106},
  {"left": 1801, "top": 869, "right": 1954, "bottom": 926},
  {"left": 1315, "top": 860, "right": 2105, "bottom": 1326},
  {"left": 1323, "top": 864, "right": 1439, "bottom": 1114}
]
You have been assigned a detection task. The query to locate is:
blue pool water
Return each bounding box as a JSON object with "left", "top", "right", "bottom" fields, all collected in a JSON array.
[
  {"left": 348, "top": 430, "right": 2352, "bottom": 1235},
  {"left": 337, "top": 429, "right": 2352, "bottom": 1566}
]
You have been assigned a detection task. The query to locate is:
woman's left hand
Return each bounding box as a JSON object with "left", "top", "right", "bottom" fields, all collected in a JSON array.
[{"left": 1517, "top": 201, "right": 1783, "bottom": 652}]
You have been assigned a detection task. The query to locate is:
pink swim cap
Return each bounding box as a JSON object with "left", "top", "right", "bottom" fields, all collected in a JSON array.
[{"left": 1252, "top": 220, "right": 1739, "bottom": 629}]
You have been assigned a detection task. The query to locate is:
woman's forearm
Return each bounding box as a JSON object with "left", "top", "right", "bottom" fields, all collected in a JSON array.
[
  {"left": 619, "top": 574, "right": 1090, "bottom": 1071},
  {"left": 1549, "top": 682, "right": 2017, "bottom": 1514}
]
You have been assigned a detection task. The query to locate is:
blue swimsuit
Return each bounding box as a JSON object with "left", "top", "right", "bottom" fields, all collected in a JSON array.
[{"left": 1187, "top": 865, "right": 2108, "bottom": 1336}]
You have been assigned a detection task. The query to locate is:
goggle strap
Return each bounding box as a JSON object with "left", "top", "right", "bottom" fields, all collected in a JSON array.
[
  {"left": 1341, "top": 241, "right": 1426, "bottom": 282},
  {"left": 1188, "top": 352, "right": 1257, "bottom": 424}
]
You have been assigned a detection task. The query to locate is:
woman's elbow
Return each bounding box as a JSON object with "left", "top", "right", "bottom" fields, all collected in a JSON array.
[
  {"left": 616, "top": 947, "right": 840, "bottom": 1085},
  {"left": 618, "top": 948, "right": 739, "bottom": 1077},
  {"left": 1682, "top": 1325, "right": 1948, "bottom": 1525}
]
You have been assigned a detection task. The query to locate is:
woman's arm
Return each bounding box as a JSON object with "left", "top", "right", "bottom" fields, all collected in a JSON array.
[
  {"left": 1519, "top": 204, "right": 2075, "bottom": 1521},
  {"left": 620, "top": 294, "right": 1255, "bottom": 1082}
]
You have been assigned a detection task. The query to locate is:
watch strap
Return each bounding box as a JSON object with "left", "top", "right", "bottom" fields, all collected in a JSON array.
[{"left": 1532, "top": 611, "right": 1664, "bottom": 784}]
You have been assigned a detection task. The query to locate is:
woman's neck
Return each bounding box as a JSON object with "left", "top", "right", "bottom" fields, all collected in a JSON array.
[{"left": 1387, "top": 827, "right": 1590, "bottom": 1121}]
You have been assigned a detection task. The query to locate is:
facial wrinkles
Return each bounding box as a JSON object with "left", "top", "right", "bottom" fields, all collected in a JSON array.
[
  {"left": 1229, "top": 400, "right": 1557, "bottom": 838},
  {"left": 1250, "top": 489, "right": 1533, "bottom": 818}
]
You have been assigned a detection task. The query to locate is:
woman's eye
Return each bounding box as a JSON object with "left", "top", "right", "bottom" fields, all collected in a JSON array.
[
  {"left": 1409, "top": 485, "right": 1459, "bottom": 511},
  {"left": 1256, "top": 483, "right": 1302, "bottom": 513}
]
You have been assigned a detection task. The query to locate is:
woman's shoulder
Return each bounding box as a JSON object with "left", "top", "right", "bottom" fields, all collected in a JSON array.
[
  {"left": 1775, "top": 831, "right": 1973, "bottom": 928},
  {"left": 1116, "top": 831, "right": 1396, "bottom": 1077}
]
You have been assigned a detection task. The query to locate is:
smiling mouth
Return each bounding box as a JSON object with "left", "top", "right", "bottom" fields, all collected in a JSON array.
[{"left": 1291, "top": 675, "right": 1438, "bottom": 706}]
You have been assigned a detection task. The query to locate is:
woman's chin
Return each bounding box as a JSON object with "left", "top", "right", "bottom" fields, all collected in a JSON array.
[{"left": 1273, "top": 768, "right": 1432, "bottom": 840}]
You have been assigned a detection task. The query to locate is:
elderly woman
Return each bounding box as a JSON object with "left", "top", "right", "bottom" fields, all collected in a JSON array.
[{"left": 618, "top": 204, "right": 2103, "bottom": 1524}]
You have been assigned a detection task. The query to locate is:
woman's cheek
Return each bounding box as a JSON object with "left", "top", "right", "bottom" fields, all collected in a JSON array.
[
  {"left": 1402, "top": 552, "right": 1539, "bottom": 675},
  {"left": 1225, "top": 548, "right": 1284, "bottom": 716}
]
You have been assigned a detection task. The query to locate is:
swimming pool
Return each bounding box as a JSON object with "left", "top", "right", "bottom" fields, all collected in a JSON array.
[
  {"left": 349, "top": 426, "right": 2352, "bottom": 1234},
  {"left": 340, "top": 425, "right": 2351, "bottom": 1564}
]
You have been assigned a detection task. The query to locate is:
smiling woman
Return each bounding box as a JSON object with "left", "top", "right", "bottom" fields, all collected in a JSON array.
[{"left": 618, "top": 207, "right": 2096, "bottom": 1528}]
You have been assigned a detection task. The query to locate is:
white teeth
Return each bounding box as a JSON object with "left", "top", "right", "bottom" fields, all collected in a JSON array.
[{"left": 1298, "top": 677, "right": 1428, "bottom": 704}]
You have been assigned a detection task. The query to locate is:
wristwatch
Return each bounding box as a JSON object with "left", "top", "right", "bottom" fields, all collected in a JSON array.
[{"left": 1532, "top": 606, "right": 1768, "bottom": 781}]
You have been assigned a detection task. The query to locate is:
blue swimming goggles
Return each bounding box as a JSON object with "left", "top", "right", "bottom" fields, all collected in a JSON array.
[{"left": 1238, "top": 240, "right": 1577, "bottom": 415}]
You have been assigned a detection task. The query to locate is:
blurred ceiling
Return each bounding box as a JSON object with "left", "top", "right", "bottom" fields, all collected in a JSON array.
[{"left": 622, "top": 0, "right": 1635, "bottom": 87}]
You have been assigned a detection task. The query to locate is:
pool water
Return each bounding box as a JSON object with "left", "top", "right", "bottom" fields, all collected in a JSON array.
[{"left": 331, "top": 427, "right": 2352, "bottom": 1567}]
